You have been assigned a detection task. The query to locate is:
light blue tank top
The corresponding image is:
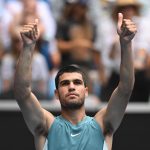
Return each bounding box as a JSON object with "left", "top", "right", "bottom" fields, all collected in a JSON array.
[{"left": 43, "top": 115, "right": 108, "bottom": 150}]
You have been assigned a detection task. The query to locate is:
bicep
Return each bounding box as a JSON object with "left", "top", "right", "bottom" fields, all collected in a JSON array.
[{"left": 17, "top": 92, "right": 54, "bottom": 135}]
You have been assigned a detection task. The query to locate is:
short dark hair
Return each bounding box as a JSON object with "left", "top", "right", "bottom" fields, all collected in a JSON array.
[{"left": 55, "top": 64, "right": 87, "bottom": 89}]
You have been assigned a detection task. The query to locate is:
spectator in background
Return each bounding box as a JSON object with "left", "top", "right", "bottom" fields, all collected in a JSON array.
[
  {"left": 4, "top": 0, "right": 61, "bottom": 100},
  {"left": 6, "top": 0, "right": 56, "bottom": 41},
  {"left": 8, "top": 0, "right": 46, "bottom": 44},
  {"left": 0, "top": 0, "right": 13, "bottom": 51},
  {"left": 50, "top": 0, "right": 104, "bottom": 52},
  {"left": 6, "top": 0, "right": 58, "bottom": 70},
  {"left": 56, "top": 0, "right": 95, "bottom": 67},
  {"left": 0, "top": 34, "right": 50, "bottom": 100},
  {"left": 56, "top": 0, "right": 106, "bottom": 99},
  {"left": 101, "top": 0, "right": 150, "bottom": 102},
  {"left": 50, "top": 0, "right": 103, "bottom": 23},
  {"left": 0, "top": 2, "right": 50, "bottom": 99},
  {"left": 0, "top": 34, "right": 21, "bottom": 99}
]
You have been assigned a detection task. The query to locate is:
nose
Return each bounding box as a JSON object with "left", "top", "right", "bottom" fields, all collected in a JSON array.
[{"left": 68, "top": 82, "right": 75, "bottom": 92}]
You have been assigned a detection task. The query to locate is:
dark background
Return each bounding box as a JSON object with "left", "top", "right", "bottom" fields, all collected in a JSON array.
[{"left": 0, "top": 111, "right": 150, "bottom": 150}]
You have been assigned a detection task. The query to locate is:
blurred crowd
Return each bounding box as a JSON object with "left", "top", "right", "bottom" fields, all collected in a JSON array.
[{"left": 0, "top": 0, "right": 150, "bottom": 103}]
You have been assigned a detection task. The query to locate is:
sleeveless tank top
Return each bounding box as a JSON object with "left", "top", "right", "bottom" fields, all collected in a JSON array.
[{"left": 43, "top": 115, "right": 108, "bottom": 150}]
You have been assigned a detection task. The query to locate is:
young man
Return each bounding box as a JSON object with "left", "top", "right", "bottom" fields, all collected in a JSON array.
[{"left": 14, "top": 13, "right": 136, "bottom": 150}]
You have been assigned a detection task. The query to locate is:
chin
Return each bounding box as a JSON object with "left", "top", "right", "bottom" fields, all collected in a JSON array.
[{"left": 62, "top": 101, "right": 84, "bottom": 110}]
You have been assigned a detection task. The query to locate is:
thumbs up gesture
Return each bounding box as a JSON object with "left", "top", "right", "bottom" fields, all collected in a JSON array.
[
  {"left": 117, "top": 13, "right": 137, "bottom": 43},
  {"left": 20, "top": 19, "right": 40, "bottom": 45}
]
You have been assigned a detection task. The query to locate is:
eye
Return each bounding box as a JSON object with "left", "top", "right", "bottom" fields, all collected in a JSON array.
[
  {"left": 73, "top": 79, "right": 83, "bottom": 85},
  {"left": 60, "top": 80, "right": 70, "bottom": 86}
]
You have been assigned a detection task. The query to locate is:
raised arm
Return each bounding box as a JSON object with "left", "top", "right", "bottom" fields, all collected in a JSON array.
[
  {"left": 95, "top": 13, "right": 136, "bottom": 135},
  {"left": 14, "top": 19, "right": 54, "bottom": 136}
]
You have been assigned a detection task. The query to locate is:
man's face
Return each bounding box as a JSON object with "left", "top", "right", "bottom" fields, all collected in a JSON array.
[{"left": 55, "top": 72, "right": 88, "bottom": 109}]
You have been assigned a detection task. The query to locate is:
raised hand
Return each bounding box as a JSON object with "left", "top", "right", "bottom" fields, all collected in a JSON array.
[
  {"left": 20, "top": 19, "right": 39, "bottom": 45},
  {"left": 117, "top": 13, "right": 137, "bottom": 43}
]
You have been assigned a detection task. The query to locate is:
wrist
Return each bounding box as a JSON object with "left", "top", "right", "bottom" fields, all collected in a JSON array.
[
  {"left": 23, "top": 42, "right": 36, "bottom": 49},
  {"left": 23, "top": 42, "right": 36, "bottom": 54},
  {"left": 120, "top": 40, "right": 132, "bottom": 53},
  {"left": 120, "top": 38, "right": 131, "bottom": 46},
  {"left": 23, "top": 41, "right": 36, "bottom": 46}
]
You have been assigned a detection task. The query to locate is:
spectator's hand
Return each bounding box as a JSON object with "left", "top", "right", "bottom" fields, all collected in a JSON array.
[
  {"left": 20, "top": 19, "right": 39, "bottom": 45},
  {"left": 117, "top": 13, "right": 137, "bottom": 43}
]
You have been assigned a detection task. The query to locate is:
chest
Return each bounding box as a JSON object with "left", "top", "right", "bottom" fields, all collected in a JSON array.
[{"left": 47, "top": 119, "right": 105, "bottom": 150}]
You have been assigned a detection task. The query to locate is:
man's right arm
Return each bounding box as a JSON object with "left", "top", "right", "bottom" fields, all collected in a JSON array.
[{"left": 14, "top": 20, "right": 54, "bottom": 136}]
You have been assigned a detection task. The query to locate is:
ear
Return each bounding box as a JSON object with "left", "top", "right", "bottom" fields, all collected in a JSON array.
[
  {"left": 54, "top": 89, "right": 59, "bottom": 100},
  {"left": 85, "top": 87, "right": 88, "bottom": 97}
]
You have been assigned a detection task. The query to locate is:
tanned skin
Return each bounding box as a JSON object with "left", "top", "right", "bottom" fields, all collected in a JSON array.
[{"left": 14, "top": 13, "right": 136, "bottom": 150}]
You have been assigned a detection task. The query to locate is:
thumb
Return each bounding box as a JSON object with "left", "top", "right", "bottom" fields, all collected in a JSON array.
[
  {"left": 117, "top": 13, "right": 123, "bottom": 33},
  {"left": 35, "top": 18, "right": 39, "bottom": 25}
]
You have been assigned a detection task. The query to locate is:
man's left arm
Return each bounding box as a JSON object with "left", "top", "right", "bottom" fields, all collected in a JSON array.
[{"left": 95, "top": 13, "right": 137, "bottom": 135}]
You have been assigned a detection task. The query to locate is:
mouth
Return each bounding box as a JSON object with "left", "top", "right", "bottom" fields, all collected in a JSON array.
[{"left": 66, "top": 93, "right": 79, "bottom": 97}]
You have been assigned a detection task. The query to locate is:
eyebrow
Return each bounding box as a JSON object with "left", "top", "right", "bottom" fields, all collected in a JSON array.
[{"left": 59, "top": 79, "right": 83, "bottom": 85}]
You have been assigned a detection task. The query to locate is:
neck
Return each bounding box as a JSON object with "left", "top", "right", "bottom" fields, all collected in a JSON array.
[{"left": 61, "top": 106, "right": 86, "bottom": 125}]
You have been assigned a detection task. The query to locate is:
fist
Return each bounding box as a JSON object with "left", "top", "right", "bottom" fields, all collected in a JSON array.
[
  {"left": 20, "top": 19, "right": 40, "bottom": 45},
  {"left": 117, "top": 13, "right": 137, "bottom": 42}
]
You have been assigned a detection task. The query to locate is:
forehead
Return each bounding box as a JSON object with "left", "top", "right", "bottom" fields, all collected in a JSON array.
[{"left": 59, "top": 72, "right": 83, "bottom": 82}]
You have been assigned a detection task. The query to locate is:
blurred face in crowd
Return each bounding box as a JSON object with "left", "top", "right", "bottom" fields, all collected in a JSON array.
[
  {"left": 22, "top": 0, "right": 37, "bottom": 14},
  {"left": 73, "top": 3, "right": 87, "bottom": 21},
  {"left": 55, "top": 72, "right": 88, "bottom": 110},
  {"left": 64, "top": 3, "right": 87, "bottom": 22}
]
